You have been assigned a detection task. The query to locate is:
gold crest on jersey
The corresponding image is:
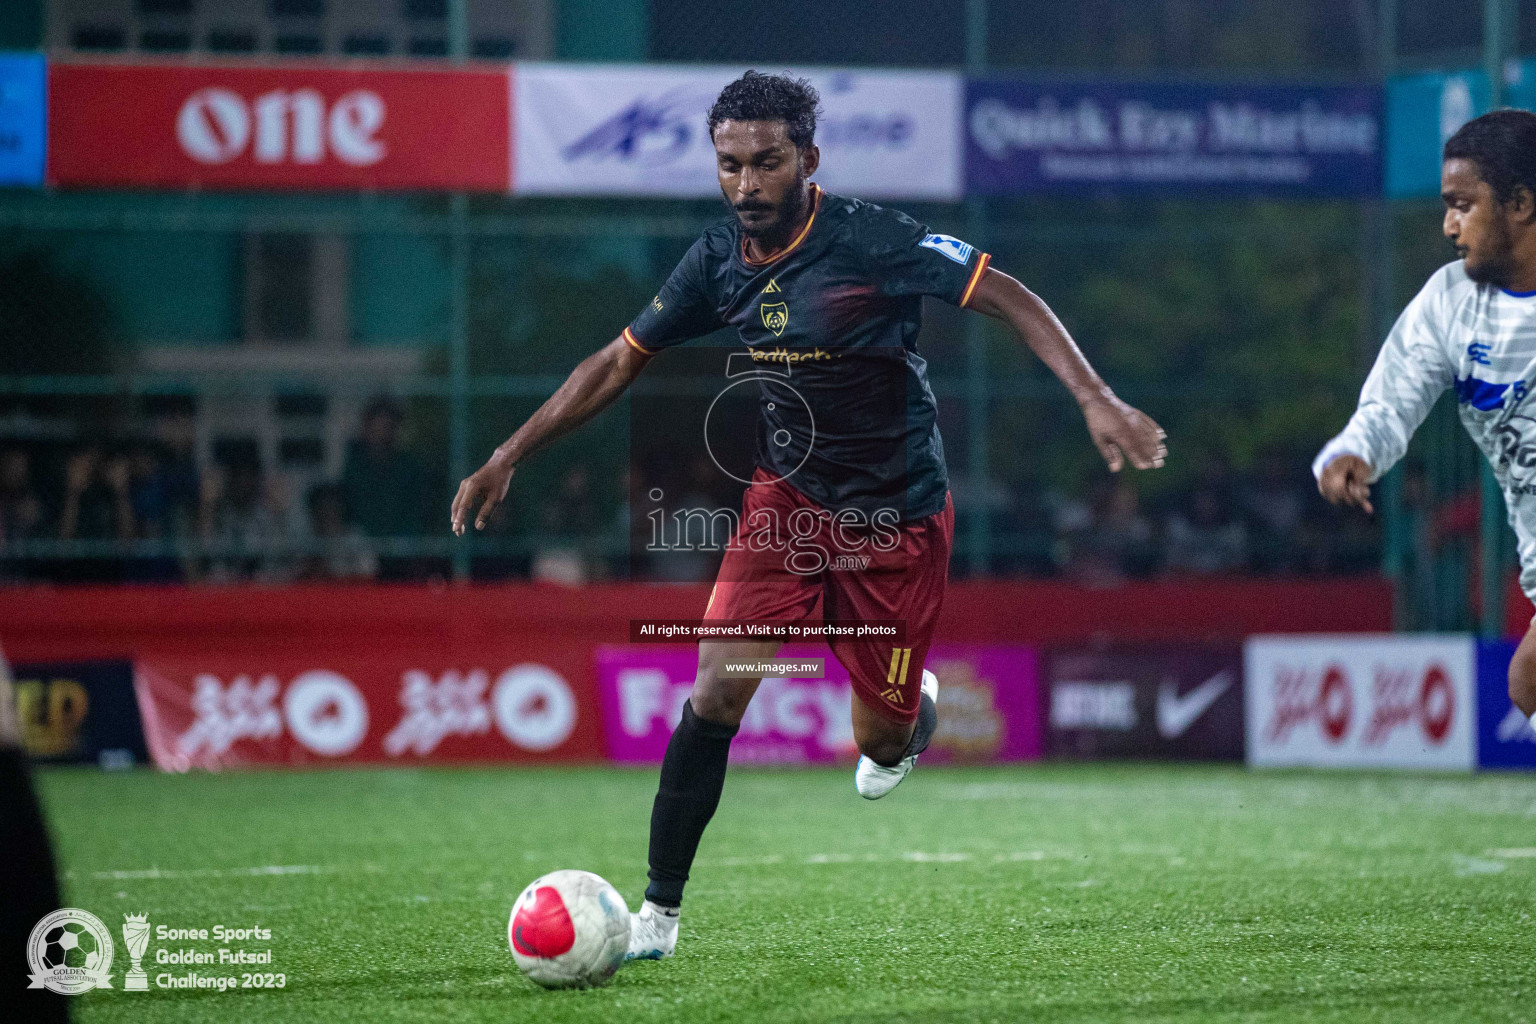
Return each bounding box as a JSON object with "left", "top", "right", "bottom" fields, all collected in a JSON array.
[{"left": 761, "top": 302, "right": 788, "bottom": 337}]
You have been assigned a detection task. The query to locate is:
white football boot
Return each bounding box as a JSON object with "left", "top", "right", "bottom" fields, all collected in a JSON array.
[
  {"left": 625, "top": 900, "right": 679, "bottom": 961},
  {"left": 854, "top": 668, "right": 938, "bottom": 800}
]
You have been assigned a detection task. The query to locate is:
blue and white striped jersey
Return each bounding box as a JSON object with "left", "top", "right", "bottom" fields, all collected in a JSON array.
[{"left": 1314, "top": 260, "right": 1536, "bottom": 599}]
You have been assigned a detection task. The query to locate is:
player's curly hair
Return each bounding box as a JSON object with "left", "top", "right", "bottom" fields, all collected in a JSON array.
[
  {"left": 708, "top": 71, "right": 821, "bottom": 151},
  {"left": 1444, "top": 109, "right": 1536, "bottom": 205}
]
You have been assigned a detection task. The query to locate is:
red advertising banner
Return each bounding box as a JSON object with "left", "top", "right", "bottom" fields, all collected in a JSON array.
[
  {"left": 0, "top": 579, "right": 1392, "bottom": 772},
  {"left": 47, "top": 59, "right": 511, "bottom": 192},
  {"left": 0, "top": 580, "right": 1392, "bottom": 669},
  {"left": 135, "top": 654, "right": 603, "bottom": 770}
]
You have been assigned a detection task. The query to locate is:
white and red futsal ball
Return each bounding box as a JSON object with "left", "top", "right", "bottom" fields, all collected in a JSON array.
[{"left": 509, "top": 870, "right": 631, "bottom": 988}]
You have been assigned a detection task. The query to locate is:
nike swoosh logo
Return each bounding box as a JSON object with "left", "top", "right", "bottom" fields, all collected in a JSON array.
[{"left": 1156, "top": 670, "right": 1233, "bottom": 739}]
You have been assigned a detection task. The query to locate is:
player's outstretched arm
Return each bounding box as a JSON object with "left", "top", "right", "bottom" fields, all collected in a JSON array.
[
  {"left": 1316, "top": 454, "right": 1375, "bottom": 514},
  {"left": 966, "top": 268, "right": 1166, "bottom": 472},
  {"left": 451, "top": 335, "right": 651, "bottom": 535}
]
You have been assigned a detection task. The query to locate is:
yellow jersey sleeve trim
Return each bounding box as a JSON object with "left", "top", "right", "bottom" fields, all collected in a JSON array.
[
  {"left": 623, "top": 327, "right": 659, "bottom": 356},
  {"left": 959, "top": 252, "right": 992, "bottom": 309}
]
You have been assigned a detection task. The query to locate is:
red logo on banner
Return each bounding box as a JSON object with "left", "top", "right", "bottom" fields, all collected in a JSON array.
[
  {"left": 1419, "top": 664, "right": 1454, "bottom": 743},
  {"left": 1363, "top": 662, "right": 1455, "bottom": 746},
  {"left": 134, "top": 659, "right": 598, "bottom": 770},
  {"left": 1318, "top": 666, "right": 1352, "bottom": 742},
  {"left": 48, "top": 60, "right": 510, "bottom": 192},
  {"left": 1266, "top": 662, "right": 1352, "bottom": 745}
]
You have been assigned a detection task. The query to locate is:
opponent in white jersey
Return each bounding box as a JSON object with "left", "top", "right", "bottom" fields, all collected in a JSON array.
[{"left": 1317, "top": 110, "right": 1536, "bottom": 731}]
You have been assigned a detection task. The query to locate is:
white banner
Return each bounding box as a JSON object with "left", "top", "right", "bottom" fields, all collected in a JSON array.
[
  {"left": 1244, "top": 634, "right": 1475, "bottom": 771},
  {"left": 512, "top": 63, "right": 962, "bottom": 199}
]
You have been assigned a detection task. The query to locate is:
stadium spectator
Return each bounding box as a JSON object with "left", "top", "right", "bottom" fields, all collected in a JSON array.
[
  {"left": 1063, "top": 478, "right": 1159, "bottom": 583},
  {"left": 1240, "top": 452, "right": 1308, "bottom": 574},
  {"left": 58, "top": 446, "right": 132, "bottom": 543},
  {"left": 147, "top": 404, "right": 202, "bottom": 537},
  {"left": 532, "top": 465, "right": 603, "bottom": 585},
  {"left": 1164, "top": 483, "right": 1249, "bottom": 576},
  {"left": 0, "top": 447, "right": 45, "bottom": 582},
  {"left": 120, "top": 441, "right": 184, "bottom": 582},
  {"left": 297, "top": 483, "right": 377, "bottom": 582},
  {"left": 0, "top": 447, "right": 45, "bottom": 543},
  {"left": 199, "top": 455, "right": 295, "bottom": 583},
  {"left": 341, "top": 397, "right": 431, "bottom": 580},
  {"left": 989, "top": 475, "right": 1059, "bottom": 578},
  {"left": 646, "top": 455, "right": 729, "bottom": 582},
  {"left": 947, "top": 469, "right": 1013, "bottom": 577},
  {"left": 56, "top": 446, "right": 134, "bottom": 582}
]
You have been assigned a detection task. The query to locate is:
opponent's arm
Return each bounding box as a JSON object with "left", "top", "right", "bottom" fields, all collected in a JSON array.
[
  {"left": 451, "top": 336, "right": 651, "bottom": 535},
  {"left": 967, "top": 267, "right": 1166, "bottom": 472},
  {"left": 1314, "top": 270, "right": 1455, "bottom": 515}
]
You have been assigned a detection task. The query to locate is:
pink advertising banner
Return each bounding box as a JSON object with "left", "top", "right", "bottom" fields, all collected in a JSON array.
[{"left": 596, "top": 644, "right": 1042, "bottom": 764}]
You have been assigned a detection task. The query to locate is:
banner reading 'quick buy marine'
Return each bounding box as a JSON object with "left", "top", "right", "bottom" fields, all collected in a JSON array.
[{"left": 966, "top": 79, "right": 1380, "bottom": 197}]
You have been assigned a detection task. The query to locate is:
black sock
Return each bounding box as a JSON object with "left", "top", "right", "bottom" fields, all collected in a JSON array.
[
  {"left": 903, "top": 689, "right": 938, "bottom": 759},
  {"left": 644, "top": 700, "right": 738, "bottom": 909}
]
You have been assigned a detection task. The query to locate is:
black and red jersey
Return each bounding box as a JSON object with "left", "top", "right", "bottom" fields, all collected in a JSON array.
[{"left": 625, "top": 185, "right": 990, "bottom": 521}]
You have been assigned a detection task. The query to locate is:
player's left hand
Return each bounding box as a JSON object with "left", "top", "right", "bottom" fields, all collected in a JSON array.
[
  {"left": 451, "top": 453, "right": 516, "bottom": 536},
  {"left": 1081, "top": 395, "right": 1166, "bottom": 472}
]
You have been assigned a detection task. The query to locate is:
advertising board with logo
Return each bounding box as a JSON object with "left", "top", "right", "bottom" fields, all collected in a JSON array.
[
  {"left": 965, "top": 79, "right": 1380, "bottom": 197},
  {"left": 0, "top": 52, "right": 45, "bottom": 187},
  {"left": 11, "top": 659, "right": 148, "bottom": 766},
  {"left": 1245, "top": 635, "right": 1475, "bottom": 770},
  {"left": 513, "top": 63, "right": 962, "bottom": 199},
  {"left": 1475, "top": 640, "right": 1536, "bottom": 770},
  {"left": 1383, "top": 60, "right": 1536, "bottom": 198},
  {"left": 596, "top": 644, "right": 1041, "bottom": 764},
  {"left": 1384, "top": 69, "right": 1489, "bottom": 198},
  {"left": 134, "top": 656, "right": 602, "bottom": 770},
  {"left": 1043, "top": 645, "right": 1243, "bottom": 760},
  {"left": 47, "top": 60, "right": 512, "bottom": 192}
]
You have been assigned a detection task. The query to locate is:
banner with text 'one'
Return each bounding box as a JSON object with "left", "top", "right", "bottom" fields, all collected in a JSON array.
[{"left": 47, "top": 59, "right": 511, "bottom": 192}]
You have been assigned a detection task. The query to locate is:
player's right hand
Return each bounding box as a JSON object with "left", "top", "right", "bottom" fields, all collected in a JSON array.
[
  {"left": 1317, "top": 454, "right": 1374, "bottom": 514},
  {"left": 451, "top": 454, "right": 516, "bottom": 536}
]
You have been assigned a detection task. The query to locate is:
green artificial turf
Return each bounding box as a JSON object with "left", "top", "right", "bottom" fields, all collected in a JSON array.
[{"left": 32, "top": 763, "right": 1536, "bottom": 1023}]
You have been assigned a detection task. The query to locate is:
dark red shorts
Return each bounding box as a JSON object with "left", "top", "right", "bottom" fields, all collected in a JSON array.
[{"left": 702, "top": 468, "right": 954, "bottom": 724}]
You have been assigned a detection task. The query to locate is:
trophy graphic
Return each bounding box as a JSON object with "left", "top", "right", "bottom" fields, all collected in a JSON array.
[{"left": 121, "top": 914, "right": 150, "bottom": 991}]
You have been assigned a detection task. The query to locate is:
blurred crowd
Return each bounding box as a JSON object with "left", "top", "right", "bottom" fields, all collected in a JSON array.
[
  {"left": 0, "top": 397, "right": 433, "bottom": 584},
  {"left": 523, "top": 450, "right": 1384, "bottom": 585},
  {"left": 967, "top": 452, "right": 1382, "bottom": 584},
  {"left": 0, "top": 405, "right": 1382, "bottom": 585}
]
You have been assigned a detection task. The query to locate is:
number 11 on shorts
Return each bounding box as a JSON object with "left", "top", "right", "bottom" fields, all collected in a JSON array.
[{"left": 887, "top": 647, "right": 913, "bottom": 689}]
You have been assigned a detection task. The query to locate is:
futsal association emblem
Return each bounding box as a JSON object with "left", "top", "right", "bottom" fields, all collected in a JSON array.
[
  {"left": 760, "top": 302, "right": 789, "bottom": 337},
  {"left": 26, "top": 908, "right": 115, "bottom": 995}
]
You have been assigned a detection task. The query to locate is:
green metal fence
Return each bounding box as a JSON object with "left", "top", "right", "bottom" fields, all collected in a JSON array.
[
  {"left": 0, "top": 187, "right": 1382, "bottom": 588},
  {"left": 5, "top": 0, "right": 1528, "bottom": 630}
]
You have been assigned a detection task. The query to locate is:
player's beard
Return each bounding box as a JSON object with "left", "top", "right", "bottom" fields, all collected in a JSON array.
[
  {"left": 729, "top": 172, "right": 808, "bottom": 246},
  {"left": 1461, "top": 214, "right": 1518, "bottom": 287}
]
